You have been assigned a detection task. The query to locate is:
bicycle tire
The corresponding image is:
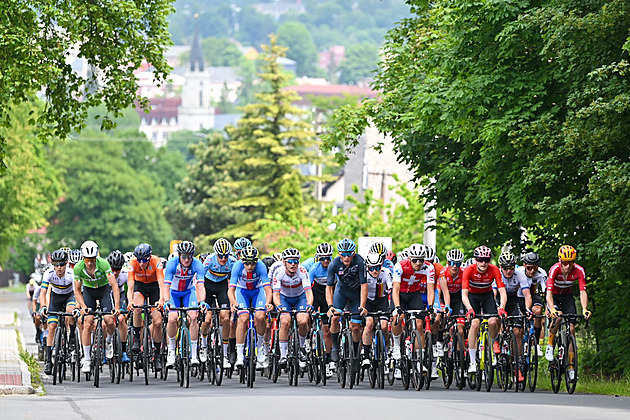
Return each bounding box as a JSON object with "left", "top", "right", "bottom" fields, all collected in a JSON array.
[
  {"left": 497, "top": 335, "right": 508, "bottom": 391},
  {"left": 441, "top": 331, "right": 453, "bottom": 389},
  {"left": 474, "top": 336, "right": 482, "bottom": 391},
  {"left": 527, "top": 334, "right": 538, "bottom": 392},
  {"left": 109, "top": 330, "right": 116, "bottom": 384},
  {"left": 93, "top": 324, "right": 102, "bottom": 388},
  {"left": 271, "top": 329, "right": 281, "bottom": 383},
  {"left": 182, "top": 327, "right": 191, "bottom": 388},
  {"left": 142, "top": 325, "right": 150, "bottom": 386},
  {"left": 376, "top": 330, "right": 386, "bottom": 389},
  {"left": 483, "top": 333, "right": 494, "bottom": 392},
  {"left": 400, "top": 333, "right": 410, "bottom": 390},
  {"left": 410, "top": 330, "right": 423, "bottom": 391},
  {"left": 292, "top": 327, "right": 300, "bottom": 387},
  {"left": 454, "top": 332, "right": 465, "bottom": 390},
  {"left": 423, "top": 330, "right": 432, "bottom": 390},
  {"left": 550, "top": 336, "right": 561, "bottom": 393},
  {"left": 565, "top": 333, "right": 578, "bottom": 394},
  {"left": 52, "top": 327, "right": 62, "bottom": 385},
  {"left": 346, "top": 330, "right": 355, "bottom": 389},
  {"left": 247, "top": 327, "right": 256, "bottom": 388},
  {"left": 510, "top": 332, "right": 520, "bottom": 392},
  {"left": 115, "top": 329, "right": 122, "bottom": 384},
  {"left": 214, "top": 329, "right": 224, "bottom": 386},
  {"left": 317, "top": 330, "right": 327, "bottom": 386},
  {"left": 339, "top": 331, "right": 347, "bottom": 388}
]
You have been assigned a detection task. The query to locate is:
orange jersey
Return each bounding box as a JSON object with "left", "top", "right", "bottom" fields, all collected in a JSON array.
[{"left": 128, "top": 255, "right": 164, "bottom": 284}]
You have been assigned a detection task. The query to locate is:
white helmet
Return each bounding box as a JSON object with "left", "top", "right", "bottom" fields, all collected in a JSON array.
[
  {"left": 424, "top": 245, "right": 436, "bottom": 262},
  {"left": 80, "top": 240, "right": 99, "bottom": 258},
  {"left": 408, "top": 243, "right": 426, "bottom": 260},
  {"left": 123, "top": 252, "right": 134, "bottom": 264},
  {"left": 365, "top": 252, "right": 384, "bottom": 267}
]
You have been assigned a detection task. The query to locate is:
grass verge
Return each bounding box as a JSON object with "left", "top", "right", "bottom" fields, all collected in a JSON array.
[{"left": 14, "top": 321, "right": 45, "bottom": 395}]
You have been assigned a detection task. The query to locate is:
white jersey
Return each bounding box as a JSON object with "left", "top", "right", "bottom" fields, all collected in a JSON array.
[
  {"left": 272, "top": 265, "right": 311, "bottom": 298},
  {"left": 268, "top": 260, "right": 284, "bottom": 280},
  {"left": 367, "top": 267, "right": 392, "bottom": 300},
  {"left": 41, "top": 265, "right": 75, "bottom": 295},
  {"left": 499, "top": 268, "right": 529, "bottom": 296},
  {"left": 515, "top": 266, "right": 548, "bottom": 298},
  {"left": 115, "top": 267, "right": 129, "bottom": 289}
]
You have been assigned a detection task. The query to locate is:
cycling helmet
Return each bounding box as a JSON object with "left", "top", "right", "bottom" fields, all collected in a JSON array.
[
  {"left": 107, "top": 250, "right": 125, "bottom": 270},
  {"left": 521, "top": 252, "right": 541, "bottom": 266},
  {"left": 446, "top": 249, "right": 465, "bottom": 263},
  {"left": 123, "top": 251, "right": 134, "bottom": 263},
  {"left": 473, "top": 245, "right": 492, "bottom": 259},
  {"left": 385, "top": 250, "right": 397, "bottom": 264},
  {"left": 60, "top": 247, "right": 72, "bottom": 256},
  {"left": 272, "top": 252, "right": 282, "bottom": 262},
  {"left": 368, "top": 242, "right": 387, "bottom": 257},
  {"left": 462, "top": 258, "right": 476, "bottom": 268},
  {"left": 213, "top": 238, "right": 232, "bottom": 255},
  {"left": 68, "top": 249, "right": 82, "bottom": 264},
  {"left": 160, "top": 257, "right": 167, "bottom": 266},
  {"left": 262, "top": 256, "right": 275, "bottom": 271},
  {"left": 408, "top": 243, "right": 426, "bottom": 260},
  {"left": 199, "top": 253, "right": 210, "bottom": 262},
  {"left": 336, "top": 238, "right": 356, "bottom": 253},
  {"left": 365, "top": 252, "right": 384, "bottom": 267},
  {"left": 281, "top": 248, "right": 301, "bottom": 260},
  {"left": 498, "top": 251, "right": 516, "bottom": 267},
  {"left": 177, "top": 241, "right": 195, "bottom": 256},
  {"left": 316, "top": 242, "right": 334, "bottom": 258},
  {"left": 241, "top": 246, "right": 259, "bottom": 262},
  {"left": 168, "top": 252, "right": 179, "bottom": 260},
  {"left": 134, "top": 243, "right": 152, "bottom": 260},
  {"left": 80, "top": 240, "right": 99, "bottom": 258},
  {"left": 398, "top": 249, "right": 409, "bottom": 260},
  {"left": 51, "top": 249, "right": 68, "bottom": 263},
  {"left": 234, "top": 237, "right": 252, "bottom": 251},
  {"left": 558, "top": 245, "right": 576, "bottom": 262},
  {"left": 424, "top": 245, "right": 436, "bottom": 262}
]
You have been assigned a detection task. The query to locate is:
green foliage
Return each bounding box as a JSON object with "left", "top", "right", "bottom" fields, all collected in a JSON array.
[
  {"left": 338, "top": 43, "right": 380, "bottom": 85},
  {"left": 3, "top": 233, "right": 48, "bottom": 278},
  {"left": 0, "top": 0, "right": 175, "bottom": 172},
  {"left": 201, "top": 37, "right": 243, "bottom": 67},
  {"left": 277, "top": 22, "right": 319, "bottom": 76},
  {"left": 0, "top": 100, "right": 62, "bottom": 262}
]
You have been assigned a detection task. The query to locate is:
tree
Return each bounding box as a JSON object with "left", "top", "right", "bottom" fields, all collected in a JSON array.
[
  {"left": 201, "top": 37, "right": 243, "bottom": 67},
  {"left": 277, "top": 22, "right": 319, "bottom": 76},
  {"left": 0, "top": 0, "right": 174, "bottom": 172},
  {"left": 220, "top": 35, "right": 328, "bottom": 237},
  {"left": 0, "top": 101, "right": 62, "bottom": 262},
  {"left": 338, "top": 43, "right": 380, "bottom": 85},
  {"left": 324, "top": 0, "right": 630, "bottom": 374}
]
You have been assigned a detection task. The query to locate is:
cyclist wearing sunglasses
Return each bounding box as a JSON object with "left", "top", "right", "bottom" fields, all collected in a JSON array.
[
  {"left": 273, "top": 248, "right": 313, "bottom": 367},
  {"left": 127, "top": 242, "right": 166, "bottom": 369},
  {"left": 164, "top": 241, "right": 208, "bottom": 368},
  {"left": 439, "top": 248, "right": 467, "bottom": 342},
  {"left": 308, "top": 242, "right": 334, "bottom": 373},
  {"left": 361, "top": 252, "right": 392, "bottom": 367},
  {"left": 73, "top": 240, "right": 121, "bottom": 374},
  {"left": 516, "top": 252, "right": 547, "bottom": 356},
  {"left": 200, "top": 238, "right": 237, "bottom": 367},
  {"left": 462, "top": 245, "right": 507, "bottom": 374},
  {"left": 326, "top": 238, "right": 368, "bottom": 366}
]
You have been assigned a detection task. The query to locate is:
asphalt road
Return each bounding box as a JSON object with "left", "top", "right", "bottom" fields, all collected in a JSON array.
[{"left": 2, "top": 290, "right": 630, "bottom": 420}]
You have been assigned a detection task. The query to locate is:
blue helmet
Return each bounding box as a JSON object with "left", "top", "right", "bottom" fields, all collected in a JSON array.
[
  {"left": 234, "top": 237, "right": 252, "bottom": 251},
  {"left": 336, "top": 238, "right": 356, "bottom": 253}
]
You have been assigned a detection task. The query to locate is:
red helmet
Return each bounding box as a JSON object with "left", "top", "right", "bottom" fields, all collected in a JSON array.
[{"left": 473, "top": 246, "right": 492, "bottom": 259}]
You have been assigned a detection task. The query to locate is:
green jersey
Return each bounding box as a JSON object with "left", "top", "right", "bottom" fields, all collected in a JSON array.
[{"left": 74, "top": 257, "right": 112, "bottom": 288}]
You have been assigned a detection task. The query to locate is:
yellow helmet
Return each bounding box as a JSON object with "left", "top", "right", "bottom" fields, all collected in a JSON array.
[{"left": 558, "top": 245, "right": 576, "bottom": 262}]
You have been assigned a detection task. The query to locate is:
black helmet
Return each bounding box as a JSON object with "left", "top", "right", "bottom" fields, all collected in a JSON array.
[
  {"left": 134, "top": 243, "right": 152, "bottom": 260},
  {"left": 522, "top": 252, "right": 541, "bottom": 266},
  {"left": 51, "top": 249, "right": 68, "bottom": 263},
  {"left": 107, "top": 250, "right": 125, "bottom": 270},
  {"left": 241, "top": 246, "right": 259, "bottom": 262}
]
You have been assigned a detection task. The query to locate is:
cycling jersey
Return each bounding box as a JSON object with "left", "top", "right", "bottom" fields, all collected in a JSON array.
[
  {"left": 546, "top": 262, "right": 586, "bottom": 295},
  {"left": 438, "top": 266, "right": 463, "bottom": 293},
  {"left": 164, "top": 257, "right": 205, "bottom": 292},
  {"left": 272, "top": 265, "right": 311, "bottom": 297},
  {"left": 499, "top": 269, "right": 529, "bottom": 296},
  {"left": 229, "top": 260, "right": 270, "bottom": 290},
  {"left": 301, "top": 257, "right": 316, "bottom": 273},
  {"left": 392, "top": 259, "right": 435, "bottom": 294},
  {"left": 462, "top": 263, "right": 504, "bottom": 294},
  {"left": 128, "top": 255, "right": 164, "bottom": 284},
  {"left": 73, "top": 257, "right": 112, "bottom": 289},
  {"left": 203, "top": 253, "right": 237, "bottom": 283},
  {"left": 515, "top": 266, "right": 547, "bottom": 298},
  {"left": 42, "top": 266, "right": 75, "bottom": 295},
  {"left": 268, "top": 260, "right": 284, "bottom": 281},
  {"left": 366, "top": 267, "right": 392, "bottom": 300},
  {"left": 382, "top": 258, "right": 394, "bottom": 272},
  {"left": 308, "top": 261, "right": 329, "bottom": 286},
  {"left": 326, "top": 254, "right": 367, "bottom": 292},
  {"left": 114, "top": 267, "right": 129, "bottom": 290}
]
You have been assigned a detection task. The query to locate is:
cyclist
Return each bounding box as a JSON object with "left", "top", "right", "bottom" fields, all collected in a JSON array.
[
  {"left": 39, "top": 249, "right": 77, "bottom": 375},
  {"left": 439, "top": 249, "right": 467, "bottom": 352},
  {"left": 200, "top": 238, "right": 237, "bottom": 369},
  {"left": 164, "top": 241, "right": 208, "bottom": 368},
  {"left": 233, "top": 237, "right": 252, "bottom": 260},
  {"left": 369, "top": 242, "right": 394, "bottom": 272},
  {"left": 228, "top": 246, "right": 273, "bottom": 368},
  {"left": 462, "top": 245, "right": 507, "bottom": 375},
  {"left": 424, "top": 244, "right": 445, "bottom": 378},
  {"left": 73, "top": 240, "right": 121, "bottom": 374},
  {"left": 26, "top": 278, "right": 41, "bottom": 345},
  {"left": 544, "top": 245, "right": 591, "bottom": 381},
  {"left": 68, "top": 249, "right": 82, "bottom": 270},
  {"left": 516, "top": 252, "right": 547, "bottom": 356},
  {"left": 227, "top": 237, "right": 252, "bottom": 362},
  {"left": 361, "top": 252, "right": 392, "bottom": 368},
  {"left": 326, "top": 238, "right": 368, "bottom": 371},
  {"left": 273, "top": 248, "right": 313, "bottom": 368},
  {"left": 308, "top": 242, "right": 334, "bottom": 375},
  {"left": 107, "top": 250, "right": 131, "bottom": 364},
  {"left": 127, "top": 243, "right": 166, "bottom": 371}
]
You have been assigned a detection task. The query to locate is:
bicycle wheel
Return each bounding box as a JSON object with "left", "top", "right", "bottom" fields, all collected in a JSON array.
[
  {"left": 271, "top": 330, "right": 281, "bottom": 383},
  {"left": 497, "top": 335, "right": 508, "bottom": 392},
  {"left": 339, "top": 332, "right": 348, "bottom": 388},
  {"left": 247, "top": 328, "right": 256, "bottom": 388},
  {"left": 142, "top": 326, "right": 150, "bottom": 386},
  {"left": 474, "top": 337, "right": 482, "bottom": 391},
  {"left": 375, "top": 330, "right": 385, "bottom": 389},
  {"left": 454, "top": 332, "right": 465, "bottom": 390},
  {"left": 510, "top": 333, "right": 520, "bottom": 393},
  {"left": 93, "top": 325, "right": 103, "bottom": 388},
  {"left": 441, "top": 332, "right": 453, "bottom": 389},
  {"left": 565, "top": 333, "right": 578, "bottom": 394},
  {"left": 317, "top": 330, "right": 327, "bottom": 386},
  {"left": 52, "top": 327, "right": 62, "bottom": 385},
  {"left": 109, "top": 330, "right": 117, "bottom": 384},
  {"left": 549, "top": 337, "right": 561, "bottom": 394},
  {"left": 115, "top": 329, "right": 122, "bottom": 384},
  {"left": 346, "top": 331, "right": 355, "bottom": 389},
  {"left": 213, "top": 329, "right": 224, "bottom": 386},
  {"left": 483, "top": 333, "right": 494, "bottom": 392},
  {"left": 409, "top": 330, "right": 422, "bottom": 391},
  {"left": 182, "top": 328, "right": 191, "bottom": 388},
  {"left": 423, "top": 331, "right": 432, "bottom": 390},
  {"left": 527, "top": 334, "right": 538, "bottom": 392}
]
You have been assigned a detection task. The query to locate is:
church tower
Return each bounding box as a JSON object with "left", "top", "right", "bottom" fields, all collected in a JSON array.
[{"left": 178, "top": 19, "right": 215, "bottom": 131}]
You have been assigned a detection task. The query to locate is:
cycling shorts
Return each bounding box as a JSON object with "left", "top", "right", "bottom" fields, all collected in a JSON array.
[
  {"left": 312, "top": 282, "right": 329, "bottom": 325},
  {"left": 48, "top": 292, "right": 77, "bottom": 324},
  {"left": 399, "top": 291, "right": 425, "bottom": 311},
  {"left": 468, "top": 291, "right": 497, "bottom": 316},
  {"left": 332, "top": 286, "right": 362, "bottom": 324},
  {"left": 134, "top": 281, "right": 161, "bottom": 305},
  {"left": 204, "top": 280, "right": 229, "bottom": 309},
  {"left": 83, "top": 284, "right": 114, "bottom": 313},
  {"left": 169, "top": 289, "right": 198, "bottom": 308},
  {"left": 235, "top": 287, "right": 266, "bottom": 315}
]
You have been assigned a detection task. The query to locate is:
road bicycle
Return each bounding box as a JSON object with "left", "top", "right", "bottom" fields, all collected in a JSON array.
[
  {"left": 131, "top": 303, "right": 158, "bottom": 386},
  {"left": 467, "top": 314, "right": 495, "bottom": 392},
  {"left": 548, "top": 313, "right": 587, "bottom": 394}
]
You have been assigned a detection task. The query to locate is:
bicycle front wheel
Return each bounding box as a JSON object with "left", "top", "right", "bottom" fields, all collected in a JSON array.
[
  {"left": 527, "top": 334, "right": 538, "bottom": 392},
  {"left": 549, "top": 337, "right": 562, "bottom": 394},
  {"left": 510, "top": 333, "right": 520, "bottom": 393},
  {"left": 93, "top": 325, "right": 103, "bottom": 388},
  {"left": 409, "top": 330, "right": 423, "bottom": 391},
  {"left": 483, "top": 333, "right": 494, "bottom": 392},
  {"left": 423, "top": 331, "right": 432, "bottom": 390},
  {"left": 565, "top": 333, "right": 578, "bottom": 394},
  {"left": 52, "top": 327, "right": 62, "bottom": 385},
  {"left": 247, "top": 328, "right": 256, "bottom": 388}
]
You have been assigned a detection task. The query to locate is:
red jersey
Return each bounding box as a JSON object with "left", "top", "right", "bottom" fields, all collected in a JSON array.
[
  {"left": 439, "top": 266, "right": 463, "bottom": 293},
  {"left": 462, "top": 263, "right": 503, "bottom": 294},
  {"left": 546, "top": 262, "right": 586, "bottom": 295},
  {"left": 393, "top": 259, "right": 435, "bottom": 294},
  {"left": 432, "top": 262, "right": 444, "bottom": 290}
]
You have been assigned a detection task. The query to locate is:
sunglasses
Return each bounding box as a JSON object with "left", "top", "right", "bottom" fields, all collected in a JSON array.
[
  {"left": 319, "top": 257, "right": 332, "bottom": 262},
  {"left": 285, "top": 259, "right": 299, "bottom": 265},
  {"left": 84, "top": 257, "right": 96, "bottom": 263},
  {"left": 53, "top": 262, "right": 66, "bottom": 267},
  {"left": 448, "top": 261, "right": 462, "bottom": 267},
  {"left": 525, "top": 265, "right": 538, "bottom": 271},
  {"left": 340, "top": 252, "right": 353, "bottom": 257},
  {"left": 180, "top": 254, "right": 192, "bottom": 260},
  {"left": 243, "top": 260, "right": 257, "bottom": 266},
  {"left": 476, "top": 257, "right": 491, "bottom": 263},
  {"left": 501, "top": 265, "right": 515, "bottom": 270},
  {"left": 136, "top": 258, "right": 148, "bottom": 263},
  {"left": 410, "top": 258, "right": 423, "bottom": 264},
  {"left": 368, "top": 265, "right": 381, "bottom": 272},
  {"left": 217, "top": 254, "right": 229, "bottom": 259}
]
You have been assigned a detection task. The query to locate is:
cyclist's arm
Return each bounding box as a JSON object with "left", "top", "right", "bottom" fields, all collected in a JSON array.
[
  {"left": 462, "top": 289, "right": 472, "bottom": 312},
  {"left": 497, "top": 286, "right": 507, "bottom": 310},
  {"left": 522, "top": 287, "right": 533, "bottom": 311},
  {"left": 157, "top": 265, "right": 166, "bottom": 305},
  {"left": 391, "top": 281, "right": 401, "bottom": 308},
  {"left": 263, "top": 285, "right": 272, "bottom": 306},
  {"left": 228, "top": 287, "right": 237, "bottom": 309},
  {"left": 360, "top": 282, "right": 368, "bottom": 310},
  {"left": 439, "top": 274, "right": 451, "bottom": 306},
  {"left": 74, "top": 279, "right": 87, "bottom": 310},
  {"left": 107, "top": 272, "right": 120, "bottom": 311},
  {"left": 579, "top": 290, "right": 588, "bottom": 314},
  {"left": 325, "top": 285, "right": 334, "bottom": 309},
  {"left": 305, "top": 289, "right": 314, "bottom": 307},
  {"left": 272, "top": 290, "right": 281, "bottom": 308},
  {"left": 545, "top": 289, "right": 555, "bottom": 313}
]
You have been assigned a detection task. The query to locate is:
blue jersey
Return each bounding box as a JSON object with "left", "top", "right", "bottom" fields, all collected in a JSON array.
[
  {"left": 309, "top": 262, "right": 329, "bottom": 286},
  {"left": 164, "top": 258, "right": 205, "bottom": 292},
  {"left": 229, "top": 260, "right": 270, "bottom": 290},
  {"left": 301, "top": 257, "right": 316, "bottom": 273},
  {"left": 204, "top": 253, "right": 237, "bottom": 283},
  {"left": 383, "top": 258, "right": 394, "bottom": 272}
]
